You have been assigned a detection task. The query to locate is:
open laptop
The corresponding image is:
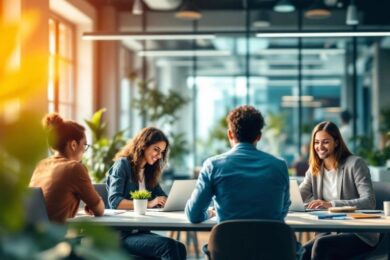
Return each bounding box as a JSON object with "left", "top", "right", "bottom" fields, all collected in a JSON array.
[
  {"left": 289, "top": 179, "right": 325, "bottom": 212},
  {"left": 147, "top": 179, "right": 197, "bottom": 212}
]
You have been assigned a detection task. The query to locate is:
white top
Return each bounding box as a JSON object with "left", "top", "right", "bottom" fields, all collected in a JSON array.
[
  {"left": 138, "top": 168, "right": 146, "bottom": 191},
  {"left": 322, "top": 168, "right": 338, "bottom": 205}
]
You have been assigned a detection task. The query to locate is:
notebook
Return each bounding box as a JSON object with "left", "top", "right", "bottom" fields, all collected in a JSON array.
[
  {"left": 147, "top": 180, "right": 197, "bottom": 212},
  {"left": 289, "top": 179, "right": 325, "bottom": 212}
]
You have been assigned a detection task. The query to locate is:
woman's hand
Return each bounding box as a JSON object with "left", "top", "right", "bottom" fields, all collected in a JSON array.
[
  {"left": 307, "top": 199, "right": 332, "bottom": 209},
  {"left": 148, "top": 196, "right": 167, "bottom": 208},
  {"left": 84, "top": 205, "right": 94, "bottom": 215}
]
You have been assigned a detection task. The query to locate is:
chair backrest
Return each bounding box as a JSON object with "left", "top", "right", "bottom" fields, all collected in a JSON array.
[
  {"left": 94, "top": 183, "right": 109, "bottom": 209},
  {"left": 373, "top": 181, "right": 390, "bottom": 210},
  {"left": 208, "top": 219, "right": 296, "bottom": 260},
  {"left": 24, "top": 187, "right": 49, "bottom": 224}
]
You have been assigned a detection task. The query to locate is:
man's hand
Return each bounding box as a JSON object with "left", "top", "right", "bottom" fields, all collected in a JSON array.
[
  {"left": 208, "top": 207, "right": 216, "bottom": 218},
  {"left": 307, "top": 199, "right": 332, "bottom": 209},
  {"left": 147, "top": 196, "right": 167, "bottom": 208}
]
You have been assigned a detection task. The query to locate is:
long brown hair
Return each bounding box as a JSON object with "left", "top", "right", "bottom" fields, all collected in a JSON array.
[
  {"left": 114, "top": 127, "right": 169, "bottom": 188},
  {"left": 42, "top": 113, "right": 85, "bottom": 153},
  {"left": 308, "top": 121, "right": 352, "bottom": 176}
]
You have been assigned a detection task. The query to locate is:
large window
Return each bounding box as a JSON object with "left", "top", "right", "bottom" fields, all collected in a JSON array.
[{"left": 48, "top": 16, "right": 75, "bottom": 118}]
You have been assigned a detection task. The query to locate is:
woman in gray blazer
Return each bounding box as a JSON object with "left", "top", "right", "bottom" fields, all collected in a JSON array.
[{"left": 299, "top": 121, "right": 378, "bottom": 260}]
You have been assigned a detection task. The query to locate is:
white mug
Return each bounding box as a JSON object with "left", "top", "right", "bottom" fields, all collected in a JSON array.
[{"left": 384, "top": 201, "right": 390, "bottom": 216}]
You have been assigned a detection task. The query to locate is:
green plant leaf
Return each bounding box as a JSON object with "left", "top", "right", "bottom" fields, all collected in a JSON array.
[{"left": 130, "top": 190, "right": 152, "bottom": 200}]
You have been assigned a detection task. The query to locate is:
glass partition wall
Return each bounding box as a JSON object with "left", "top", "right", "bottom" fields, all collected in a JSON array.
[{"left": 120, "top": 10, "right": 388, "bottom": 177}]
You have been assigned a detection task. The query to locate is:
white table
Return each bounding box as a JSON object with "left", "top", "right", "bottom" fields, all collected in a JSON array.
[
  {"left": 70, "top": 211, "right": 390, "bottom": 233},
  {"left": 69, "top": 211, "right": 390, "bottom": 259}
]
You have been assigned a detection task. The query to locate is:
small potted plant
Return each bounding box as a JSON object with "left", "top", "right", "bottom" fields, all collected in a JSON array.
[{"left": 130, "top": 190, "right": 152, "bottom": 215}]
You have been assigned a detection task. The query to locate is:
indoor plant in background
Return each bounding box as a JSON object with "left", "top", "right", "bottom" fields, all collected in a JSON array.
[
  {"left": 84, "top": 108, "right": 128, "bottom": 183},
  {"left": 130, "top": 190, "right": 152, "bottom": 215},
  {"left": 131, "top": 77, "right": 190, "bottom": 173}
]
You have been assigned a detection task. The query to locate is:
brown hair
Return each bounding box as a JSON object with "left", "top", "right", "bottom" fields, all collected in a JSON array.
[
  {"left": 114, "top": 127, "right": 169, "bottom": 188},
  {"left": 308, "top": 121, "right": 352, "bottom": 176},
  {"left": 227, "top": 105, "right": 265, "bottom": 143},
  {"left": 42, "top": 113, "right": 85, "bottom": 153}
]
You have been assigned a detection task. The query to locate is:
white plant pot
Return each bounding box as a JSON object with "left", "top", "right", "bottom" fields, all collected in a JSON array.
[{"left": 133, "top": 199, "right": 148, "bottom": 215}]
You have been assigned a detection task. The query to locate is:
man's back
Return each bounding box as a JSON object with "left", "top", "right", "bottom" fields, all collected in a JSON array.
[{"left": 185, "top": 143, "right": 290, "bottom": 223}]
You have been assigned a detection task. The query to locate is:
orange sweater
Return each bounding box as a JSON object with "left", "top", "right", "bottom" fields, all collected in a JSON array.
[{"left": 29, "top": 155, "right": 102, "bottom": 223}]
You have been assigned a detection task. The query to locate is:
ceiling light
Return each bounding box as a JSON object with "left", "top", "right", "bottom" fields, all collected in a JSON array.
[
  {"left": 253, "top": 11, "right": 271, "bottom": 28},
  {"left": 273, "top": 0, "right": 295, "bottom": 13},
  {"left": 175, "top": 0, "right": 202, "bottom": 20},
  {"left": 282, "top": 101, "right": 322, "bottom": 108},
  {"left": 326, "top": 107, "right": 343, "bottom": 113},
  {"left": 305, "top": 0, "right": 331, "bottom": 19},
  {"left": 346, "top": 0, "right": 359, "bottom": 25},
  {"left": 282, "top": 96, "right": 314, "bottom": 102},
  {"left": 82, "top": 32, "right": 215, "bottom": 41},
  {"left": 132, "top": 0, "right": 143, "bottom": 15},
  {"left": 256, "top": 31, "right": 390, "bottom": 38},
  {"left": 138, "top": 50, "right": 231, "bottom": 57}
]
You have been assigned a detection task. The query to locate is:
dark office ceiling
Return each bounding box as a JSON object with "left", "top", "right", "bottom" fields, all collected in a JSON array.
[{"left": 86, "top": 0, "right": 390, "bottom": 25}]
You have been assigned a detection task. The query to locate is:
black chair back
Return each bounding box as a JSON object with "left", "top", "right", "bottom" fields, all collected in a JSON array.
[
  {"left": 93, "top": 183, "right": 109, "bottom": 209},
  {"left": 207, "top": 219, "right": 296, "bottom": 260},
  {"left": 372, "top": 181, "right": 390, "bottom": 210},
  {"left": 24, "top": 187, "right": 49, "bottom": 224}
]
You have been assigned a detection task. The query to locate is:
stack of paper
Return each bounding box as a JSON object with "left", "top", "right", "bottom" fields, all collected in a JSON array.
[{"left": 307, "top": 212, "right": 347, "bottom": 219}]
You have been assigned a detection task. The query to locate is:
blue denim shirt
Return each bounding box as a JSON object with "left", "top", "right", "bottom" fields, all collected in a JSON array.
[
  {"left": 106, "top": 158, "right": 167, "bottom": 209},
  {"left": 185, "top": 143, "right": 291, "bottom": 223}
]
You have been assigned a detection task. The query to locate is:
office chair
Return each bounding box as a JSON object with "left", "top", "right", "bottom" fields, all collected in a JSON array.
[
  {"left": 348, "top": 181, "right": 390, "bottom": 260},
  {"left": 24, "top": 187, "right": 49, "bottom": 224},
  {"left": 205, "top": 219, "right": 297, "bottom": 260},
  {"left": 93, "top": 183, "right": 109, "bottom": 208}
]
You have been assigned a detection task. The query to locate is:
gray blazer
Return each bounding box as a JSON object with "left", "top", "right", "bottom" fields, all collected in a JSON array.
[{"left": 299, "top": 155, "right": 379, "bottom": 247}]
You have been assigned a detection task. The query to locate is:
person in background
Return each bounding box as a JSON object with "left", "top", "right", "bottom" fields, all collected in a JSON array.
[
  {"left": 292, "top": 143, "right": 310, "bottom": 177},
  {"left": 106, "top": 127, "right": 186, "bottom": 260},
  {"left": 185, "top": 105, "right": 303, "bottom": 257},
  {"left": 300, "top": 121, "right": 378, "bottom": 260},
  {"left": 29, "top": 113, "right": 104, "bottom": 223},
  {"left": 339, "top": 110, "right": 352, "bottom": 147}
]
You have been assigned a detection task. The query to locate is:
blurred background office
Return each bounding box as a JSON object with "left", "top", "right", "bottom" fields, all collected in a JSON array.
[{"left": 2, "top": 0, "right": 390, "bottom": 181}]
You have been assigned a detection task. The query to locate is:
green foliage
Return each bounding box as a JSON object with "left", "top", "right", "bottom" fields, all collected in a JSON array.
[
  {"left": 0, "top": 16, "right": 128, "bottom": 260},
  {"left": 209, "top": 116, "right": 229, "bottom": 144},
  {"left": 168, "top": 132, "right": 190, "bottom": 167},
  {"left": 265, "top": 111, "right": 287, "bottom": 136},
  {"left": 0, "top": 111, "right": 46, "bottom": 232},
  {"left": 354, "top": 135, "right": 390, "bottom": 166},
  {"left": 132, "top": 79, "right": 190, "bottom": 167},
  {"left": 379, "top": 107, "right": 390, "bottom": 134},
  {"left": 132, "top": 80, "right": 189, "bottom": 125},
  {"left": 84, "top": 109, "right": 128, "bottom": 183},
  {"left": 130, "top": 190, "right": 152, "bottom": 200}
]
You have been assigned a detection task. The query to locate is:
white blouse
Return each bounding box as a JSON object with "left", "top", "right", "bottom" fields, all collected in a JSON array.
[{"left": 322, "top": 168, "right": 338, "bottom": 204}]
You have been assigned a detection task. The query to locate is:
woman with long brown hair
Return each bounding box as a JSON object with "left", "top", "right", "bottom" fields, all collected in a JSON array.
[
  {"left": 106, "top": 127, "right": 186, "bottom": 260},
  {"left": 299, "top": 121, "right": 378, "bottom": 260}
]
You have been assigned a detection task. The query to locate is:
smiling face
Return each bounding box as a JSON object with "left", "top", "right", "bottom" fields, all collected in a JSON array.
[
  {"left": 314, "top": 130, "right": 338, "bottom": 160},
  {"left": 142, "top": 141, "right": 167, "bottom": 167}
]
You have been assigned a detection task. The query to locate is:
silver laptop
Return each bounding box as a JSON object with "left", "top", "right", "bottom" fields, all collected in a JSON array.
[
  {"left": 147, "top": 180, "right": 197, "bottom": 212},
  {"left": 289, "top": 179, "right": 324, "bottom": 212}
]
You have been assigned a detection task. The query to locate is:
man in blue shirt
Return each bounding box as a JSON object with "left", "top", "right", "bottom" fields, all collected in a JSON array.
[{"left": 185, "top": 105, "right": 291, "bottom": 223}]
